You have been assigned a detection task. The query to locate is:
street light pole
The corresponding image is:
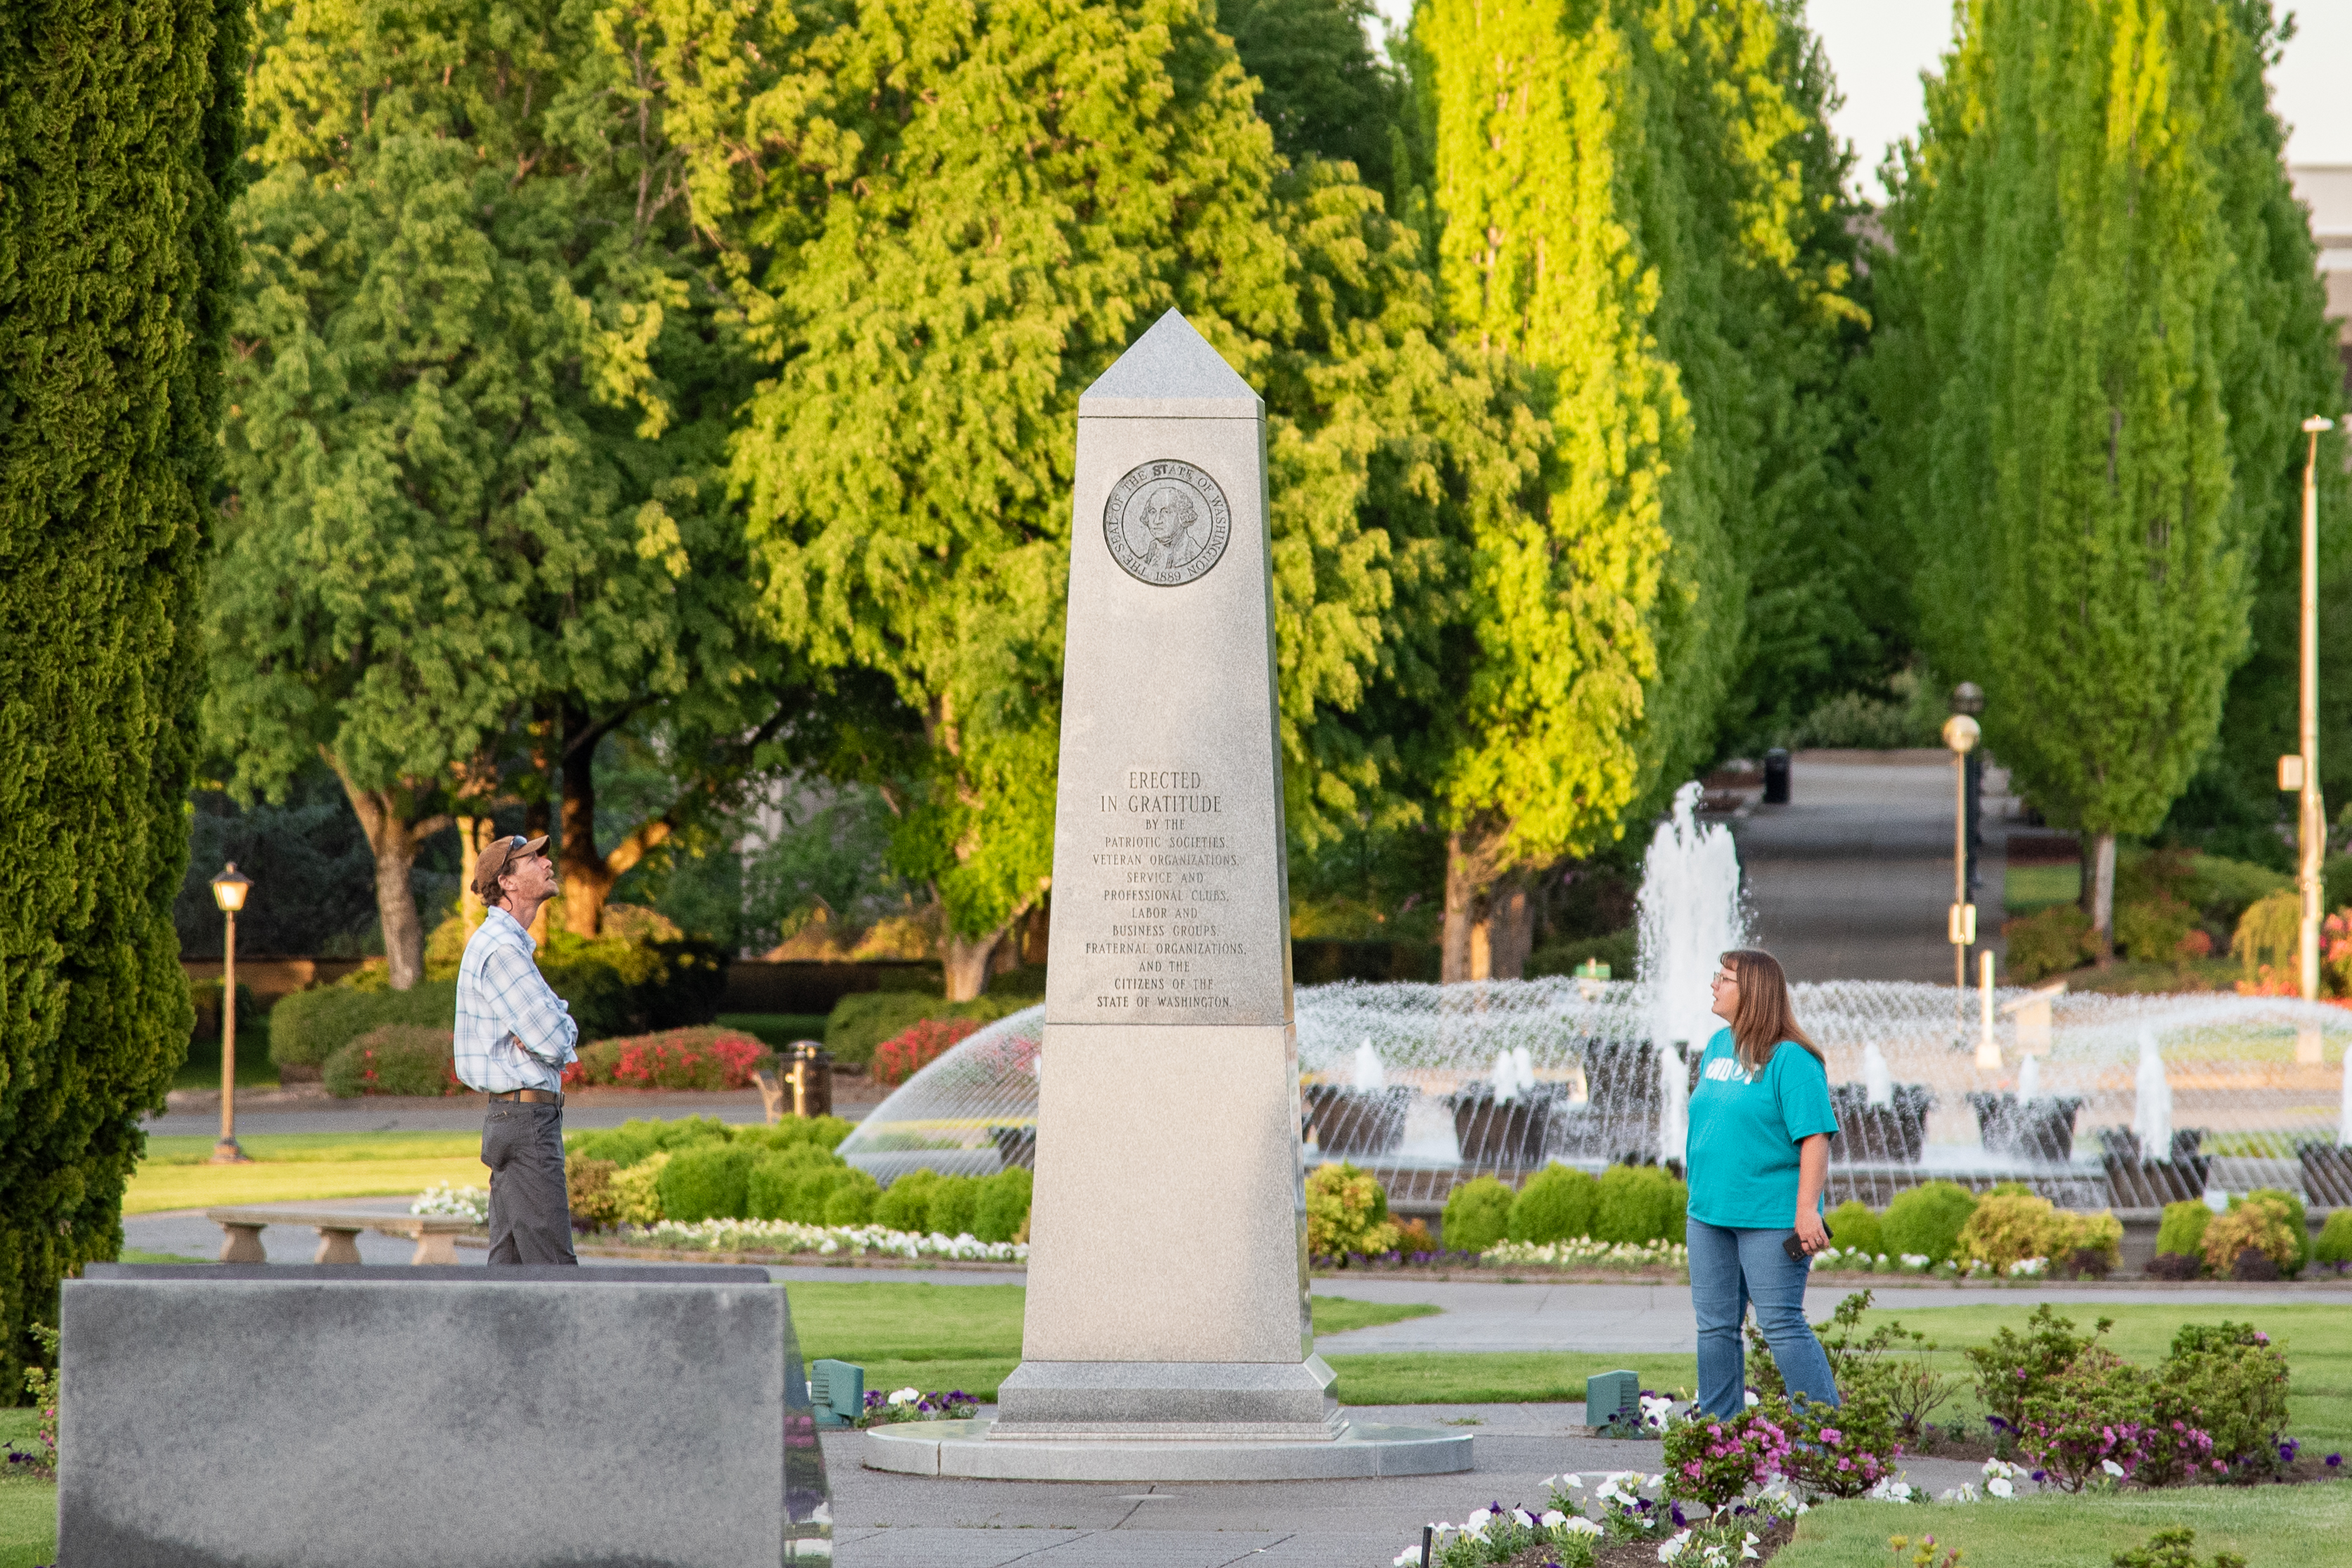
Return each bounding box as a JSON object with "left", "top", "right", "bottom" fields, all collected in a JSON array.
[
  {"left": 2298, "top": 417, "right": 2334, "bottom": 1002},
  {"left": 1943, "top": 713, "right": 1981, "bottom": 1036},
  {"left": 210, "top": 863, "right": 252, "bottom": 1164}
]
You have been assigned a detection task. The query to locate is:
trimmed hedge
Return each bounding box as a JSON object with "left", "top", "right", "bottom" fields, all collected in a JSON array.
[
  {"left": 1823, "top": 1200, "right": 1884, "bottom": 1259},
  {"left": 655, "top": 1144, "right": 761, "bottom": 1223},
  {"left": 1881, "top": 1180, "right": 1979, "bottom": 1264},
  {"left": 563, "top": 1027, "right": 771, "bottom": 1090},
  {"left": 823, "top": 991, "right": 1027, "bottom": 1067},
  {"left": 323, "top": 1026, "right": 461, "bottom": 1098},
  {"left": 1441, "top": 1176, "right": 1514, "bottom": 1254},
  {"left": 975, "top": 1167, "right": 1032, "bottom": 1242},
  {"left": 271, "top": 981, "right": 458, "bottom": 1071},
  {"left": 2155, "top": 1197, "right": 2213, "bottom": 1262},
  {"left": 1593, "top": 1164, "right": 1687, "bottom": 1246},
  {"left": 1508, "top": 1165, "right": 1597, "bottom": 1245}
]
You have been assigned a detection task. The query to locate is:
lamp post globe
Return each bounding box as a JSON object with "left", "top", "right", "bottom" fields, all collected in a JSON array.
[
  {"left": 210, "top": 863, "right": 252, "bottom": 1164},
  {"left": 1941, "top": 714, "right": 1979, "bottom": 754},
  {"left": 1950, "top": 681, "right": 1985, "bottom": 716}
]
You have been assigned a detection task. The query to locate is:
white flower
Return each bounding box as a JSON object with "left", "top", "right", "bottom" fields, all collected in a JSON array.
[
  {"left": 1986, "top": 1477, "right": 2014, "bottom": 1498},
  {"left": 2007, "top": 1257, "right": 2048, "bottom": 1278},
  {"left": 1901, "top": 1253, "right": 1932, "bottom": 1271},
  {"left": 1512, "top": 1508, "right": 1538, "bottom": 1528},
  {"left": 1561, "top": 1474, "right": 1586, "bottom": 1490},
  {"left": 887, "top": 1387, "right": 921, "bottom": 1406},
  {"left": 1393, "top": 1552, "right": 1420, "bottom": 1567},
  {"left": 1981, "top": 1458, "right": 2021, "bottom": 1481},
  {"left": 1865, "top": 1477, "right": 1915, "bottom": 1503},
  {"left": 1562, "top": 1517, "right": 1605, "bottom": 1537},
  {"left": 1659, "top": 1528, "right": 1694, "bottom": 1563},
  {"left": 1744, "top": 1389, "right": 1761, "bottom": 1408},
  {"left": 1540, "top": 1510, "right": 1568, "bottom": 1529},
  {"left": 1462, "top": 1508, "right": 1491, "bottom": 1537},
  {"left": 1939, "top": 1484, "right": 1979, "bottom": 1503},
  {"left": 2101, "top": 1459, "right": 2126, "bottom": 1477}
]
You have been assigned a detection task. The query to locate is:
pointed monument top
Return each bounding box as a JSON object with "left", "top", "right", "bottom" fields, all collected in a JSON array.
[{"left": 1079, "top": 308, "right": 1263, "bottom": 420}]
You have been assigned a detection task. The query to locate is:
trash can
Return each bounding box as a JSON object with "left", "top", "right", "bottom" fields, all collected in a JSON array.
[
  {"left": 790, "top": 1042, "right": 834, "bottom": 1119},
  {"left": 1763, "top": 747, "right": 1791, "bottom": 804}
]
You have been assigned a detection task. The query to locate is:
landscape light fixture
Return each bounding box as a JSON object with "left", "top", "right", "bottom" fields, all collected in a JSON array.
[
  {"left": 1942, "top": 714, "right": 1980, "bottom": 1032},
  {"left": 2291, "top": 418, "right": 2334, "bottom": 1000},
  {"left": 1950, "top": 681, "right": 1985, "bottom": 717},
  {"left": 209, "top": 863, "right": 253, "bottom": 1163}
]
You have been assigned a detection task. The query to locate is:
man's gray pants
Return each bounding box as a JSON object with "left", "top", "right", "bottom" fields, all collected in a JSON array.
[{"left": 483, "top": 1100, "right": 577, "bottom": 1265}]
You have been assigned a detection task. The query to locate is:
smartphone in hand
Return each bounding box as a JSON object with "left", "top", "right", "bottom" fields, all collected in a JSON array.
[{"left": 1783, "top": 1223, "right": 1833, "bottom": 1261}]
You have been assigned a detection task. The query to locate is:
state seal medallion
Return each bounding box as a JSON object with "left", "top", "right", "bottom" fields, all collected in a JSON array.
[{"left": 1103, "top": 461, "right": 1230, "bottom": 587}]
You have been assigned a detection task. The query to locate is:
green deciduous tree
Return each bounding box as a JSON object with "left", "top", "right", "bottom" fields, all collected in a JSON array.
[
  {"left": 209, "top": 0, "right": 790, "bottom": 984},
  {"left": 0, "top": 0, "right": 247, "bottom": 1399},
  {"left": 1219, "top": 0, "right": 1405, "bottom": 189},
  {"left": 663, "top": 0, "right": 1541, "bottom": 996},
  {"left": 1869, "top": 0, "right": 2339, "bottom": 951},
  {"left": 1411, "top": 0, "right": 1865, "bottom": 975}
]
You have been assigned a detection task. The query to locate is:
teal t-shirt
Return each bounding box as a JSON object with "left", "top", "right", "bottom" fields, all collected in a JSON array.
[{"left": 1685, "top": 1027, "right": 1839, "bottom": 1230}]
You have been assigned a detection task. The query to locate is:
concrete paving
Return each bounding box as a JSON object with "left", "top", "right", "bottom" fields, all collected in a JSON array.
[
  {"left": 1732, "top": 750, "right": 2014, "bottom": 984},
  {"left": 142, "top": 1088, "right": 882, "bottom": 1138}
]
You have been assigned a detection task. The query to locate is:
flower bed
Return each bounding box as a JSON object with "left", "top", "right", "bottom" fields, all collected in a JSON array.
[
  {"left": 1400, "top": 1469, "right": 1803, "bottom": 1568},
  {"left": 561, "top": 1027, "right": 770, "bottom": 1091},
  {"left": 604, "top": 1216, "right": 1026, "bottom": 1262},
  {"left": 1483, "top": 1238, "right": 1690, "bottom": 1271},
  {"left": 413, "top": 1183, "right": 489, "bottom": 1223}
]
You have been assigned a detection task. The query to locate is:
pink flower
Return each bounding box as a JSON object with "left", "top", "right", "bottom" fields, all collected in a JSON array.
[
  {"left": 1685, "top": 1463, "right": 1702, "bottom": 1479},
  {"left": 1819, "top": 1428, "right": 1842, "bottom": 1445},
  {"left": 1837, "top": 1458, "right": 1852, "bottom": 1471}
]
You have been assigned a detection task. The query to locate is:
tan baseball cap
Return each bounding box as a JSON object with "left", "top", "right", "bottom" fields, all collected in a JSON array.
[{"left": 470, "top": 834, "right": 548, "bottom": 901}]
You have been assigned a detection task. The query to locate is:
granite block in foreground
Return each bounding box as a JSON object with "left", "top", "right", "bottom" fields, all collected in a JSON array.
[
  {"left": 60, "top": 1264, "right": 830, "bottom": 1567},
  {"left": 865, "top": 1417, "right": 1472, "bottom": 1480}
]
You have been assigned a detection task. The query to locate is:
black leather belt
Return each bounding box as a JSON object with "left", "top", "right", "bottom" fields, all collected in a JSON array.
[{"left": 488, "top": 1088, "right": 563, "bottom": 1105}]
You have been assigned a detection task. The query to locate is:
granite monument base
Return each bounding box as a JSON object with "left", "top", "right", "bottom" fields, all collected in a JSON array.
[
  {"left": 60, "top": 1265, "right": 830, "bottom": 1567},
  {"left": 866, "top": 1417, "right": 1474, "bottom": 1480},
  {"left": 991, "top": 1356, "right": 1342, "bottom": 1438}
]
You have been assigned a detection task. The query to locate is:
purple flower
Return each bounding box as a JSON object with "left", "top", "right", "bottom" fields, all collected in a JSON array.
[
  {"left": 1671, "top": 1503, "right": 1688, "bottom": 1527},
  {"left": 2327, "top": 1454, "right": 2343, "bottom": 1470}
]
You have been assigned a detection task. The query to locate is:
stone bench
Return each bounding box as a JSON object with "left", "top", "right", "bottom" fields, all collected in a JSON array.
[{"left": 203, "top": 1207, "right": 475, "bottom": 1266}]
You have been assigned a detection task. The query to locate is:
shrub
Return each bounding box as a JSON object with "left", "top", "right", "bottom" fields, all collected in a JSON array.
[
  {"left": 974, "top": 1167, "right": 1033, "bottom": 1243},
  {"left": 2232, "top": 890, "right": 2302, "bottom": 985},
  {"left": 1823, "top": 1200, "right": 1884, "bottom": 1260},
  {"left": 2112, "top": 1528, "right": 2249, "bottom": 1568},
  {"left": 733, "top": 1116, "right": 856, "bottom": 1155},
  {"left": 2155, "top": 1321, "right": 2290, "bottom": 1476},
  {"left": 567, "top": 1157, "right": 622, "bottom": 1230},
  {"left": 2315, "top": 1208, "right": 2352, "bottom": 1270},
  {"left": 2015, "top": 1349, "right": 2154, "bottom": 1491},
  {"left": 1592, "top": 1164, "right": 1687, "bottom": 1246},
  {"left": 2116, "top": 894, "right": 2198, "bottom": 964},
  {"left": 745, "top": 1146, "right": 848, "bottom": 1221},
  {"left": 822, "top": 1173, "right": 880, "bottom": 1226},
  {"left": 823, "top": 991, "right": 1027, "bottom": 1067},
  {"left": 562, "top": 1027, "right": 769, "bottom": 1091},
  {"left": 2145, "top": 1252, "right": 2202, "bottom": 1280},
  {"left": 2154, "top": 1199, "right": 2213, "bottom": 1261},
  {"left": 1881, "top": 1181, "right": 1979, "bottom": 1264},
  {"left": 2003, "top": 906, "right": 2094, "bottom": 982},
  {"left": 1306, "top": 1162, "right": 1401, "bottom": 1258},
  {"left": 1965, "top": 1302, "right": 2111, "bottom": 1436},
  {"left": 872, "top": 1017, "right": 982, "bottom": 1088},
  {"left": 1958, "top": 1193, "right": 2121, "bottom": 1275},
  {"left": 1507, "top": 1165, "right": 1598, "bottom": 1245},
  {"left": 924, "top": 1174, "right": 983, "bottom": 1238},
  {"left": 1747, "top": 1290, "right": 1958, "bottom": 1446},
  {"left": 567, "top": 1116, "right": 735, "bottom": 1169},
  {"left": 2242, "top": 1187, "right": 2308, "bottom": 1273},
  {"left": 1441, "top": 1176, "right": 1514, "bottom": 1254},
  {"left": 1524, "top": 930, "right": 1638, "bottom": 982},
  {"left": 1664, "top": 1406, "right": 1794, "bottom": 1507},
  {"left": 322, "top": 1026, "right": 461, "bottom": 1098},
  {"left": 1772, "top": 1387, "right": 1904, "bottom": 1498},
  {"left": 2202, "top": 1192, "right": 2299, "bottom": 1277},
  {"left": 610, "top": 1152, "right": 670, "bottom": 1225},
  {"left": 271, "top": 980, "right": 460, "bottom": 1072},
  {"left": 655, "top": 1143, "right": 761, "bottom": 1223},
  {"left": 874, "top": 1169, "right": 940, "bottom": 1233}
]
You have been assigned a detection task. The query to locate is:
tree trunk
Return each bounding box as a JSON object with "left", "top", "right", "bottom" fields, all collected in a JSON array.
[
  {"left": 1487, "top": 876, "right": 1536, "bottom": 979},
  {"left": 333, "top": 766, "right": 450, "bottom": 992},
  {"left": 943, "top": 921, "right": 1013, "bottom": 1001},
  {"left": 2089, "top": 830, "right": 2117, "bottom": 965},
  {"left": 558, "top": 700, "right": 674, "bottom": 939},
  {"left": 456, "top": 816, "right": 494, "bottom": 937},
  {"left": 1442, "top": 832, "right": 1502, "bottom": 983}
]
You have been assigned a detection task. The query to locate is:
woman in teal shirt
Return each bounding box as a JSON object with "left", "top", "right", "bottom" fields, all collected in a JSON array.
[{"left": 1684, "top": 949, "right": 1840, "bottom": 1418}]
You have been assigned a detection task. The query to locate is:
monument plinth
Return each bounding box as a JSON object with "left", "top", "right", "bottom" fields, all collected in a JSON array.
[{"left": 866, "top": 308, "right": 1467, "bottom": 1481}]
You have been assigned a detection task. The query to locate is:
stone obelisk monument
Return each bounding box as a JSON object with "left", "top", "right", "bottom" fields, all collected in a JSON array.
[{"left": 865, "top": 310, "right": 1465, "bottom": 1480}]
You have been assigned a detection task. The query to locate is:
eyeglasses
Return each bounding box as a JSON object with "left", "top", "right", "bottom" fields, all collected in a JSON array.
[{"left": 1710, "top": 972, "right": 1738, "bottom": 989}]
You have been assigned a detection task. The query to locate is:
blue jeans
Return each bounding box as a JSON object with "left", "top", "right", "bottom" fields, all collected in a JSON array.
[{"left": 1687, "top": 1217, "right": 1839, "bottom": 1419}]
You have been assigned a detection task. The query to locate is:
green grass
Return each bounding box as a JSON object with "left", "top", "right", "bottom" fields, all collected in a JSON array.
[
  {"left": 714, "top": 1013, "right": 833, "bottom": 1049},
  {"left": 1778, "top": 1480, "right": 2352, "bottom": 1568},
  {"left": 124, "top": 1155, "right": 489, "bottom": 1214},
  {"left": 780, "top": 1283, "right": 1441, "bottom": 1399},
  {"left": 2005, "top": 861, "right": 2081, "bottom": 916},
  {"left": 120, "top": 1249, "right": 208, "bottom": 1265},
  {"left": 0, "top": 1408, "right": 52, "bottom": 1568},
  {"left": 1324, "top": 1351, "right": 1697, "bottom": 1406},
  {"left": 141, "top": 1131, "right": 482, "bottom": 1165},
  {"left": 1853, "top": 1300, "right": 2352, "bottom": 1448}
]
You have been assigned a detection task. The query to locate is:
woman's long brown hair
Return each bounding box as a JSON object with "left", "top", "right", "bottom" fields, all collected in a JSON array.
[{"left": 1721, "top": 949, "right": 1824, "bottom": 1074}]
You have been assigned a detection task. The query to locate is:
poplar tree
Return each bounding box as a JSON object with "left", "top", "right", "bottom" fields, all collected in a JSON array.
[
  {"left": 209, "top": 0, "right": 783, "bottom": 983},
  {"left": 1411, "top": 0, "right": 1863, "bottom": 976},
  {"left": 0, "top": 0, "right": 246, "bottom": 1397},
  {"left": 1870, "top": 0, "right": 2324, "bottom": 951}
]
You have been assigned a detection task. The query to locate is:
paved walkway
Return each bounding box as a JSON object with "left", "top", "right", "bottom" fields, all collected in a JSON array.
[
  {"left": 142, "top": 1088, "right": 882, "bottom": 1138},
  {"left": 1731, "top": 750, "right": 2013, "bottom": 984}
]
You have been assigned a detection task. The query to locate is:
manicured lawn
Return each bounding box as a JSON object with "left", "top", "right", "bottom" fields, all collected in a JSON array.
[
  {"left": 0, "top": 1408, "right": 52, "bottom": 1568},
  {"left": 781, "top": 1282, "right": 1441, "bottom": 1399},
  {"left": 142, "top": 1131, "right": 482, "bottom": 1165},
  {"left": 1325, "top": 1351, "right": 1697, "bottom": 1406},
  {"left": 1854, "top": 1300, "right": 2352, "bottom": 1447},
  {"left": 2005, "top": 861, "right": 2079, "bottom": 915},
  {"left": 123, "top": 1155, "right": 487, "bottom": 1214},
  {"left": 1778, "top": 1479, "right": 2352, "bottom": 1568}
]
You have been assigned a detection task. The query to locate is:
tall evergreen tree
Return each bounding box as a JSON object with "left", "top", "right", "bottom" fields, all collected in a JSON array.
[
  {"left": 0, "top": 0, "right": 246, "bottom": 1398},
  {"left": 1218, "top": 0, "right": 1406, "bottom": 188},
  {"left": 1411, "top": 0, "right": 1863, "bottom": 975},
  {"left": 210, "top": 0, "right": 788, "bottom": 984},
  {"left": 1870, "top": 0, "right": 2325, "bottom": 950}
]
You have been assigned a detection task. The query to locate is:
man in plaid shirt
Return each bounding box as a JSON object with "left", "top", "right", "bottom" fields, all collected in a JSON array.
[{"left": 456, "top": 834, "right": 580, "bottom": 1264}]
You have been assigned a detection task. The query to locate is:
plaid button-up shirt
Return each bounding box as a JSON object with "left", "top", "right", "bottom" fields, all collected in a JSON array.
[{"left": 453, "top": 907, "right": 578, "bottom": 1093}]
